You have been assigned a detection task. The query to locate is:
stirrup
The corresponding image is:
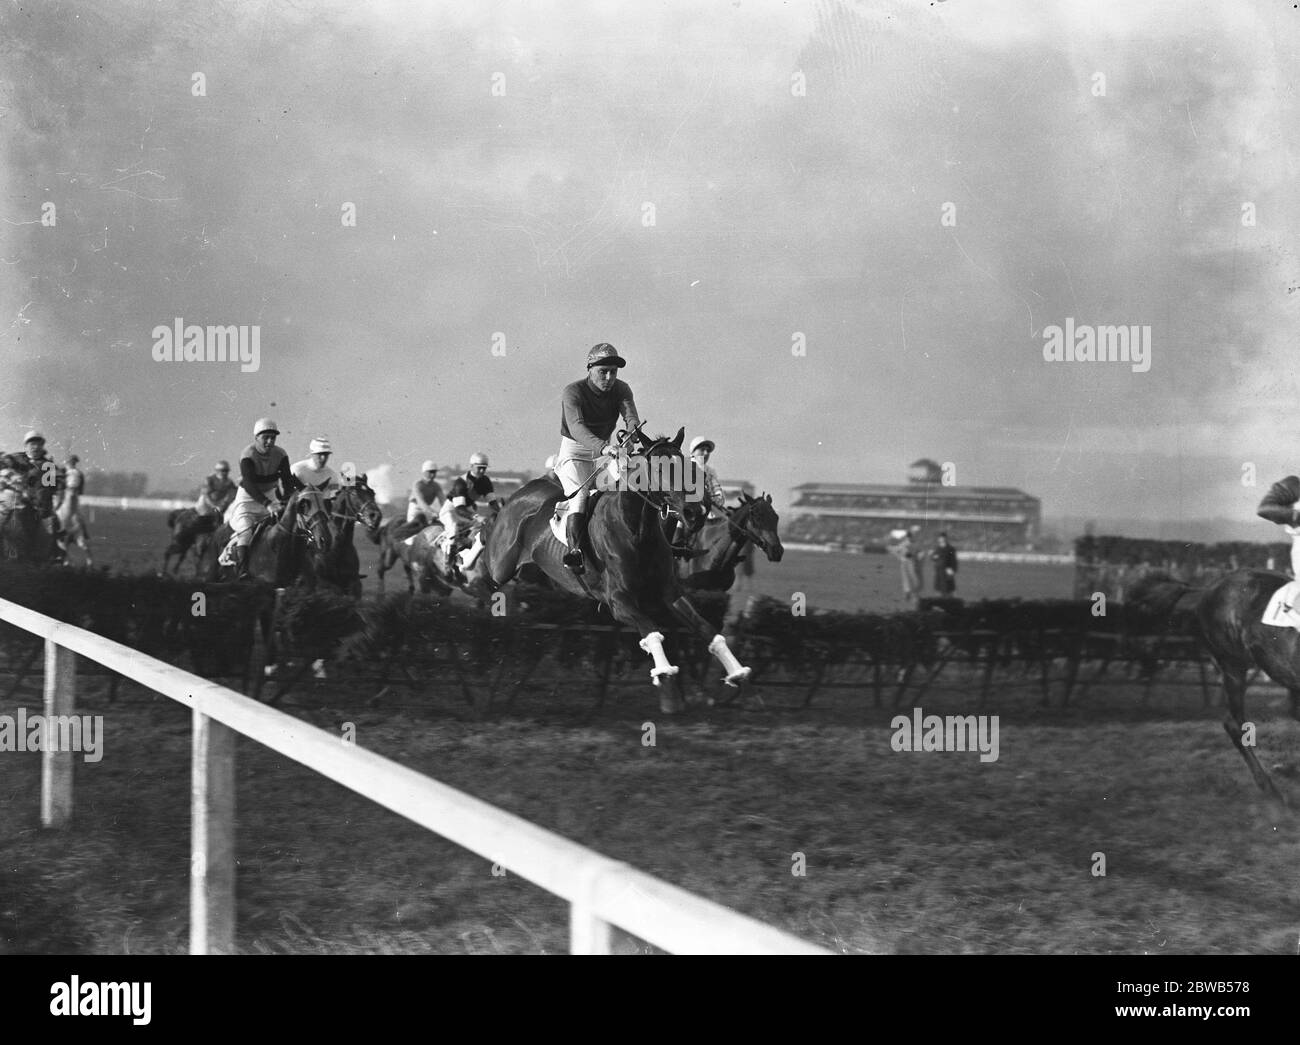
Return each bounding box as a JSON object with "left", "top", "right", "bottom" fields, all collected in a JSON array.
[{"left": 563, "top": 548, "right": 585, "bottom": 574}]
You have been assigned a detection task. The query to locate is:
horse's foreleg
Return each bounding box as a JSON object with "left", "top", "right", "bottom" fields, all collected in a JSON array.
[
  {"left": 1220, "top": 663, "right": 1288, "bottom": 805},
  {"left": 670, "top": 595, "right": 750, "bottom": 687}
]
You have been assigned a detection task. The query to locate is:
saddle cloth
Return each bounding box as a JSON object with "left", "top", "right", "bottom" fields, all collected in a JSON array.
[
  {"left": 218, "top": 515, "right": 276, "bottom": 566},
  {"left": 549, "top": 490, "right": 607, "bottom": 545},
  {"left": 550, "top": 459, "right": 622, "bottom": 537},
  {"left": 1262, "top": 579, "right": 1300, "bottom": 629}
]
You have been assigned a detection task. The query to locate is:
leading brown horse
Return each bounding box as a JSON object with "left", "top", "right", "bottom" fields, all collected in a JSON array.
[
  {"left": 481, "top": 425, "right": 747, "bottom": 711},
  {"left": 1128, "top": 569, "right": 1300, "bottom": 805}
]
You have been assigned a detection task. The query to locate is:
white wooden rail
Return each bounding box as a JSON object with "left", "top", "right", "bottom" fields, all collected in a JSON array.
[{"left": 0, "top": 598, "right": 827, "bottom": 955}]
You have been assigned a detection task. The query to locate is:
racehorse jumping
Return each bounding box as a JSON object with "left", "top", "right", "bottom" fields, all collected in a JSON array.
[
  {"left": 482, "top": 424, "right": 749, "bottom": 712},
  {"left": 204, "top": 487, "right": 335, "bottom": 587},
  {"left": 678, "top": 491, "right": 784, "bottom": 592},
  {"left": 1128, "top": 569, "right": 1300, "bottom": 805},
  {"left": 163, "top": 508, "right": 220, "bottom": 576},
  {"left": 308, "top": 475, "right": 383, "bottom": 597}
]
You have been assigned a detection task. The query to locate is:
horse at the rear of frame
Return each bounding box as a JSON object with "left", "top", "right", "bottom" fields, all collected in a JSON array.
[
  {"left": 163, "top": 508, "right": 220, "bottom": 575},
  {"left": 1128, "top": 569, "right": 1300, "bottom": 805}
]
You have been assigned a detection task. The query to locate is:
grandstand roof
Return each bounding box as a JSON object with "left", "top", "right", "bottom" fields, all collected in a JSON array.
[{"left": 791, "top": 481, "right": 1038, "bottom": 501}]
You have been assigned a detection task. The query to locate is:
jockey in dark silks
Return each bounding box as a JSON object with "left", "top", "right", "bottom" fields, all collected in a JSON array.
[
  {"left": 439, "top": 451, "right": 503, "bottom": 582},
  {"left": 1257, "top": 475, "right": 1300, "bottom": 580},
  {"left": 0, "top": 431, "right": 65, "bottom": 558},
  {"left": 554, "top": 344, "right": 641, "bottom": 575},
  {"left": 227, "top": 418, "right": 303, "bottom": 579}
]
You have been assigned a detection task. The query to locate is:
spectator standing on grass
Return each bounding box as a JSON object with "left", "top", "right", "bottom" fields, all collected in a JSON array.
[
  {"left": 932, "top": 531, "right": 958, "bottom": 595},
  {"left": 889, "top": 525, "right": 922, "bottom": 605}
]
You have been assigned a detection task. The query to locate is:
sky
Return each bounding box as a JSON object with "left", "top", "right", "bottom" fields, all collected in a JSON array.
[{"left": 2, "top": 0, "right": 1299, "bottom": 530}]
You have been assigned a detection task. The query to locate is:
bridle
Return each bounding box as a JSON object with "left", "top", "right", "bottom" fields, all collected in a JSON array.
[
  {"left": 327, "top": 484, "right": 382, "bottom": 534},
  {"left": 273, "top": 491, "right": 332, "bottom": 549},
  {"left": 719, "top": 499, "right": 775, "bottom": 555}
]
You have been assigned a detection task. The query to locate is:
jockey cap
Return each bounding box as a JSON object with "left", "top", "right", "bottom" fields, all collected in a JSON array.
[
  {"left": 308, "top": 437, "right": 332, "bottom": 454},
  {"left": 689, "top": 436, "right": 715, "bottom": 455},
  {"left": 214, "top": 460, "right": 230, "bottom": 471},
  {"left": 470, "top": 452, "right": 489, "bottom": 467},
  {"left": 586, "top": 343, "right": 626, "bottom": 369},
  {"left": 23, "top": 430, "right": 44, "bottom": 445},
  {"left": 67, "top": 454, "right": 79, "bottom": 466},
  {"left": 253, "top": 418, "right": 280, "bottom": 437},
  {"left": 544, "top": 454, "right": 556, "bottom": 470},
  {"left": 421, "top": 460, "right": 437, "bottom": 473}
]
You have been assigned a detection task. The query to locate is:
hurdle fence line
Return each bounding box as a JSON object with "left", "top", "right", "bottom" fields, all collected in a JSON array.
[{"left": 0, "top": 596, "right": 827, "bottom": 956}]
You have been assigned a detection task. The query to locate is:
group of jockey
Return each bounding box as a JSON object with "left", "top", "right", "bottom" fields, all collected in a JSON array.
[
  {"left": 192, "top": 417, "right": 504, "bottom": 582},
  {"left": 401, "top": 453, "right": 504, "bottom": 584},
  {"left": 0, "top": 431, "right": 91, "bottom": 564},
  {"left": 6, "top": 342, "right": 727, "bottom": 580},
  {"left": 198, "top": 343, "right": 726, "bottom": 582},
  {"left": 203, "top": 418, "right": 343, "bottom": 578}
]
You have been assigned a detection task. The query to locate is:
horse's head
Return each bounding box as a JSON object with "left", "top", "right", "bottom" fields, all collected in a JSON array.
[
  {"left": 630, "top": 425, "right": 694, "bottom": 522},
  {"left": 735, "top": 491, "right": 784, "bottom": 563},
  {"left": 336, "top": 474, "right": 383, "bottom": 536},
  {"left": 284, "top": 488, "right": 334, "bottom": 553}
]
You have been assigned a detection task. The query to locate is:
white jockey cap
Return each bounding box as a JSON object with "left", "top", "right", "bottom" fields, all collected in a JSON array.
[
  {"left": 470, "top": 452, "right": 489, "bottom": 466},
  {"left": 421, "top": 460, "right": 437, "bottom": 473},
  {"left": 544, "top": 454, "right": 556, "bottom": 470},
  {"left": 308, "top": 437, "right": 332, "bottom": 454},
  {"left": 253, "top": 417, "right": 279, "bottom": 437},
  {"left": 215, "top": 460, "right": 230, "bottom": 471},
  {"left": 689, "top": 436, "right": 715, "bottom": 455},
  {"left": 23, "top": 430, "right": 44, "bottom": 444}
]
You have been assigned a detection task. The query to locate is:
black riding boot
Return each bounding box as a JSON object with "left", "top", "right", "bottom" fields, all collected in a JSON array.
[
  {"left": 234, "top": 544, "right": 250, "bottom": 580},
  {"left": 563, "top": 512, "right": 588, "bottom": 574}
]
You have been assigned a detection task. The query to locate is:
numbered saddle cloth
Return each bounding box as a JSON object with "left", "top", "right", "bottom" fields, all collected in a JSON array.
[{"left": 1261, "top": 579, "right": 1300, "bottom": 629}]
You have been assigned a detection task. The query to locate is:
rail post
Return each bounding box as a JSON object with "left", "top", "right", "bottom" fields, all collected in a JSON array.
[
  {"left": 190, "top": 708, "right": 237, "bottom": 954},
  {"left": 41, "top": 638, "right": 76, "bottom": 828}
]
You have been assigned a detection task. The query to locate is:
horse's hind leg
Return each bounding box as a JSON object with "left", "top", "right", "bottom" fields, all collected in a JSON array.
[
  {"left": 607, "top": 595, "right": 683, "bottom": 712},
  {"left": 1219, "top": 662, "right": 1288, "bottom": 806},
  {"left": 670, "top": 595, "right": 750, "bottom": 687}
]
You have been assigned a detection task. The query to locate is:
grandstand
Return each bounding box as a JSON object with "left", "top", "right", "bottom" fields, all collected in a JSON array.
[
  {"left": 786, "top": 459, "right": 1042, "bottom": 552},
  {"left": 719, "top": 479, "right": 755, "bottom": 504}
]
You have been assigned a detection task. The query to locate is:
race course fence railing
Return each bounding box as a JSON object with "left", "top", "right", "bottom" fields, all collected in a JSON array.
[{"left": 0, "top": 596, "right": 827, "bottom": 955}]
